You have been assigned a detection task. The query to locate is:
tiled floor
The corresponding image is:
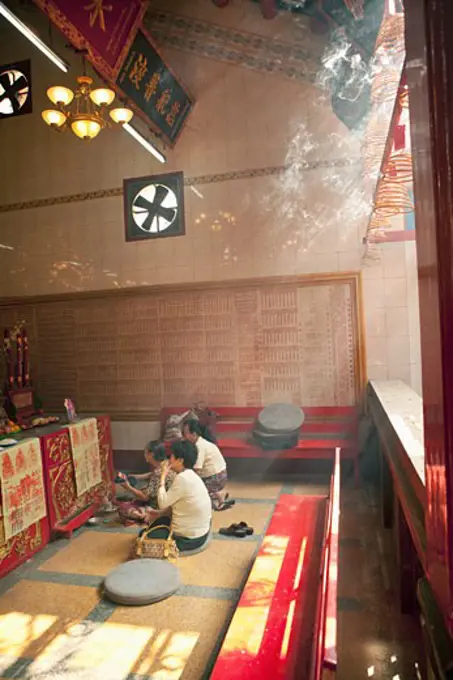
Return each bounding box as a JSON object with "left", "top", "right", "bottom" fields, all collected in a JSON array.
[
  {"left": 338, "top": 483, "right": 422, "bottom": 680},
  {"left": 0, "top": 478, "right": 421, "bottom": 680}
]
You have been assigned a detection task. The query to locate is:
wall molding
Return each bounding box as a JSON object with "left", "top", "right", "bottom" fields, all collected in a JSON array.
[
  {"left": 144, "top": 10, "right": 320, "bottom": 84},
  {"left": 0, "top": 270, "right": 358, "bottom": 306},
  {"left": 0, "top": 159, "right": 360, "bottom": 214}
]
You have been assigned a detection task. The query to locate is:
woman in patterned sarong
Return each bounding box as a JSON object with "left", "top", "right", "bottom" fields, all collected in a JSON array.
[{"left": 116, "top": 441, "right": 176, "bottom": 525}]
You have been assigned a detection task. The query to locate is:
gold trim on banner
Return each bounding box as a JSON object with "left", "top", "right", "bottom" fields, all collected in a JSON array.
[{"left": 32, "top": 0, "right": 148, "bottom": 81}]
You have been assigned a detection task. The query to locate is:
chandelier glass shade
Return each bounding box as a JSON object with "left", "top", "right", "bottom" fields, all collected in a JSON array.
[
  {"left": 109, "top": 107, "right": 134, "bottom": 124},
  {"left": 42, "top": 75, "right": 133, "bottom": 140}
]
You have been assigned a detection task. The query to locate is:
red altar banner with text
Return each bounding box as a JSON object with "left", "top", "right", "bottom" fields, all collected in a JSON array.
[
  {"left": 0, "top": 438, "right": 47, "bottom": 541},
  {"left": 32, "top": 0, "right": 148, "bottom": 80},
  {"left": 69, "top": 418, "right": 102, "bottom": 497}
]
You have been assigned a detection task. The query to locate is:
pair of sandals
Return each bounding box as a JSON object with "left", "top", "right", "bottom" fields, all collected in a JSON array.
[{"left": 219, "top": 521, "right": 254, "bottom": 538}]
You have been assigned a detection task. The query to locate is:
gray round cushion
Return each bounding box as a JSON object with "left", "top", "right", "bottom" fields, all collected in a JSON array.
[
  {"left": 180, "top": 531, "right": 212, "bottom": 557},
  {"left": 257, "top": 403, "right": 305, "bottom": 434},
  {"left": 103, "top": 559, "right": 180, "bottom": 606}
]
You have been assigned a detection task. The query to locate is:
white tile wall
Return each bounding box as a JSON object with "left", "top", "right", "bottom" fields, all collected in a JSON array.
[
  {"left": 110, "top": 421, "right": 161, "bottom": 452},
  {"left": 361, "top": 240, "right": 422, "bottom": 395}
]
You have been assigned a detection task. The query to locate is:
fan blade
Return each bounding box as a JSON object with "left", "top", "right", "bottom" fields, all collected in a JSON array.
[
  {"left": 141, "top": 212, "right": 155, "bottom": 232},
  {"left": 153, "top": 185, "right": 169, "bottom": 205},
  {"left": 134, "top": 195, "right": 154, "bottom": 211},
  {"left": 157, "top": 206, "right": 177, "bottom": 222},
  {"left": 9, "top": 75, "right": 27, "bottom": 95},
  {"left": 0, "top": 72, "right": 10, "bottom": 92},
  {"left": 11, "top": 95, "right": 20, "bottom": 114}
]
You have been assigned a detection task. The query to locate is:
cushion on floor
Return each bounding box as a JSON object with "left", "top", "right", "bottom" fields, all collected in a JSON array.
[
  {"left": 179, "top": 531, "right": 212, "bottom": 557},
  {"left": 103, "top": 558, "right": 180, "bottom": 606}
]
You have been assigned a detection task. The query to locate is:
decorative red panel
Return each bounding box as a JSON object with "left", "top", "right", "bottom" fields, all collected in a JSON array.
[
  {"left": 0, "top": 518, "right": 49, "bottom": 579},
  {"left": 41, "top": 417, "right": 115, "bottom": 531},
  {"left": 0, "top": 440, "right": 50, "bottom": 578}
]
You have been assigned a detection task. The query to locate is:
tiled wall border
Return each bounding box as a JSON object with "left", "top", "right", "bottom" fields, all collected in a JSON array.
[
  {"left": 145, "top": 10, "right": 320, "bottom": 84},
  {"left": 0, "top": 159, "right": 359, "bottom": 214}
]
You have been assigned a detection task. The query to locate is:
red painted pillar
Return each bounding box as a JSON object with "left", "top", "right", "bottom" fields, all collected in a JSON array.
[{"left": 406, "top": 0, "right": 453, "bottom": 628}]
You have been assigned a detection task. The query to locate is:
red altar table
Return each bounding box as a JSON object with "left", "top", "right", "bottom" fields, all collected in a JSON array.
[
  {"left": 0, "top": 499, "right": 50, "bottom": 580},
  {"left": 0, "top": 415, "right": 114, "bottom": 578},
  {"left": 40, "top": 415, "right": 115, "bottom": 537}
]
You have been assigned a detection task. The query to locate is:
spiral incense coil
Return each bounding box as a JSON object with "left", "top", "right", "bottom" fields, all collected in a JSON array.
[
  {"left": 374, "top": 180, "right": 414, "bottom": 216},
  {"left": 375, "top": 13, "right": 405, "bottom": 53},
  {"left": 371, "top": 68, "right": 401, "bottom": 105},
  {"left": 362, "top": 128, "right": 388, "bottom": 154},
  {"left": 369, "top": 212, "right": 391, "bottom": 231},
  {"left": 384, "top": 152, "right": 413, "bottom": 184},
  {"left": 399, "top": 86, "right": 409, "bottom": 109},
  {"left": 367, "top": 213, "right": 391, "bottom": 240},
  {"left": 362, "top": 136, "right": 387, "bottom": 162},
  {"left": 362, "top": 133, "right": 388, "bottom": 171}
]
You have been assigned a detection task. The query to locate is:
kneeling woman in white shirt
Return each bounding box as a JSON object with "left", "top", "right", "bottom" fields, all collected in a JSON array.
[{"left": 143, "top": 439, "right": 212, "bottom": 552}]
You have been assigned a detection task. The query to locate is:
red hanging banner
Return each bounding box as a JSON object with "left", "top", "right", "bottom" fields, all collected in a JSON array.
[
  {"left": 394, "top": 124, "right": 406, "bottom": 151},
  {"left": 32, "top": 0, "right": 148, "bottom": 80}
]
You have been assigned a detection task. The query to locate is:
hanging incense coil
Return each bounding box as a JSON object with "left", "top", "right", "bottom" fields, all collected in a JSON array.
[
  {"left": 384, "top": 151, "right": 413, "bottom": 184},
  {"left": 375, "top": 13, "right": 405, "bottom": 54},
  {"left": 367, "top": 213, "right": 391, "bottom": 241},
  {"left": 369, "top": 212, "right": 391, "bottom": 231},
  {"left": 399, "top": 86, "right": 409, "bottom": 109},
  {"left": 362, "top": 132, "right": 388, "bottom": 172},
  {"left": 371, "top": 68, "right": 401, "bottom": 105},
  {"left": 362, "top": 133, "right": 387, "bottom": 159},
  {"left": 374, "top": 180, "right": 414, "bottom": 216}
]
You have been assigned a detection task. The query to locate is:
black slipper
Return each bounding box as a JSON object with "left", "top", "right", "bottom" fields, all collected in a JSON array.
[
  {"left": 236, "top": 521, "right": 254, "bottom": 536},
  {"left": 219, "top": 523, "right": 247, "bottom": 538}
]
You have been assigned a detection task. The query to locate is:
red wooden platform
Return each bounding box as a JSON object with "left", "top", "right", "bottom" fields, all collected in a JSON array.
[
  {"left": 211, "top": 448, "right": 340, "bottom": 679},
  {"left": 160, "top": 405, "right": 358, "bottom": 482}
]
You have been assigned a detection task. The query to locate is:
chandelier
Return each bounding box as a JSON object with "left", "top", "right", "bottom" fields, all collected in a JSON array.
[{"left": 41, "top": 74, "right": 134, "bottom": 140}]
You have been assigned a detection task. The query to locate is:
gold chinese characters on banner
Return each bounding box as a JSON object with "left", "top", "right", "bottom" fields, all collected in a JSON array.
[
  {"left": 69, "top": 418, "right": 102, "bottom": 497},
  {"left": 0, "top": 438, "right": 46, "bottom": 541}
]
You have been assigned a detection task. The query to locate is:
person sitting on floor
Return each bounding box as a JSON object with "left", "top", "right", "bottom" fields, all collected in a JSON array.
[
  {"left": 143, "top": 439, "right": 212, "bottom": 553},
  {"left": 183, "top": 419, "right": 232, "bottom": 511},
  {"left": 116, "top": 441, "right": 176, "bottom": 525}
]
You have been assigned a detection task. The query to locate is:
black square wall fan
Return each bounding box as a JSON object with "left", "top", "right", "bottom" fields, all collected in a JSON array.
[
  {"left": 123, "top": 171, "right": 186, "bottom": 242},
  {"left": 0, "top": 60, "right": 32, "bottom": 120}
]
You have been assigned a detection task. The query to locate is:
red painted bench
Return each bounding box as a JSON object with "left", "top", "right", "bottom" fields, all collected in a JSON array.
[
  {"left": 210, "top": 448, "right": 340, "bottom": 679},
  {"left": 160, "top": 405, "right": 359, "bottom": 484}
]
